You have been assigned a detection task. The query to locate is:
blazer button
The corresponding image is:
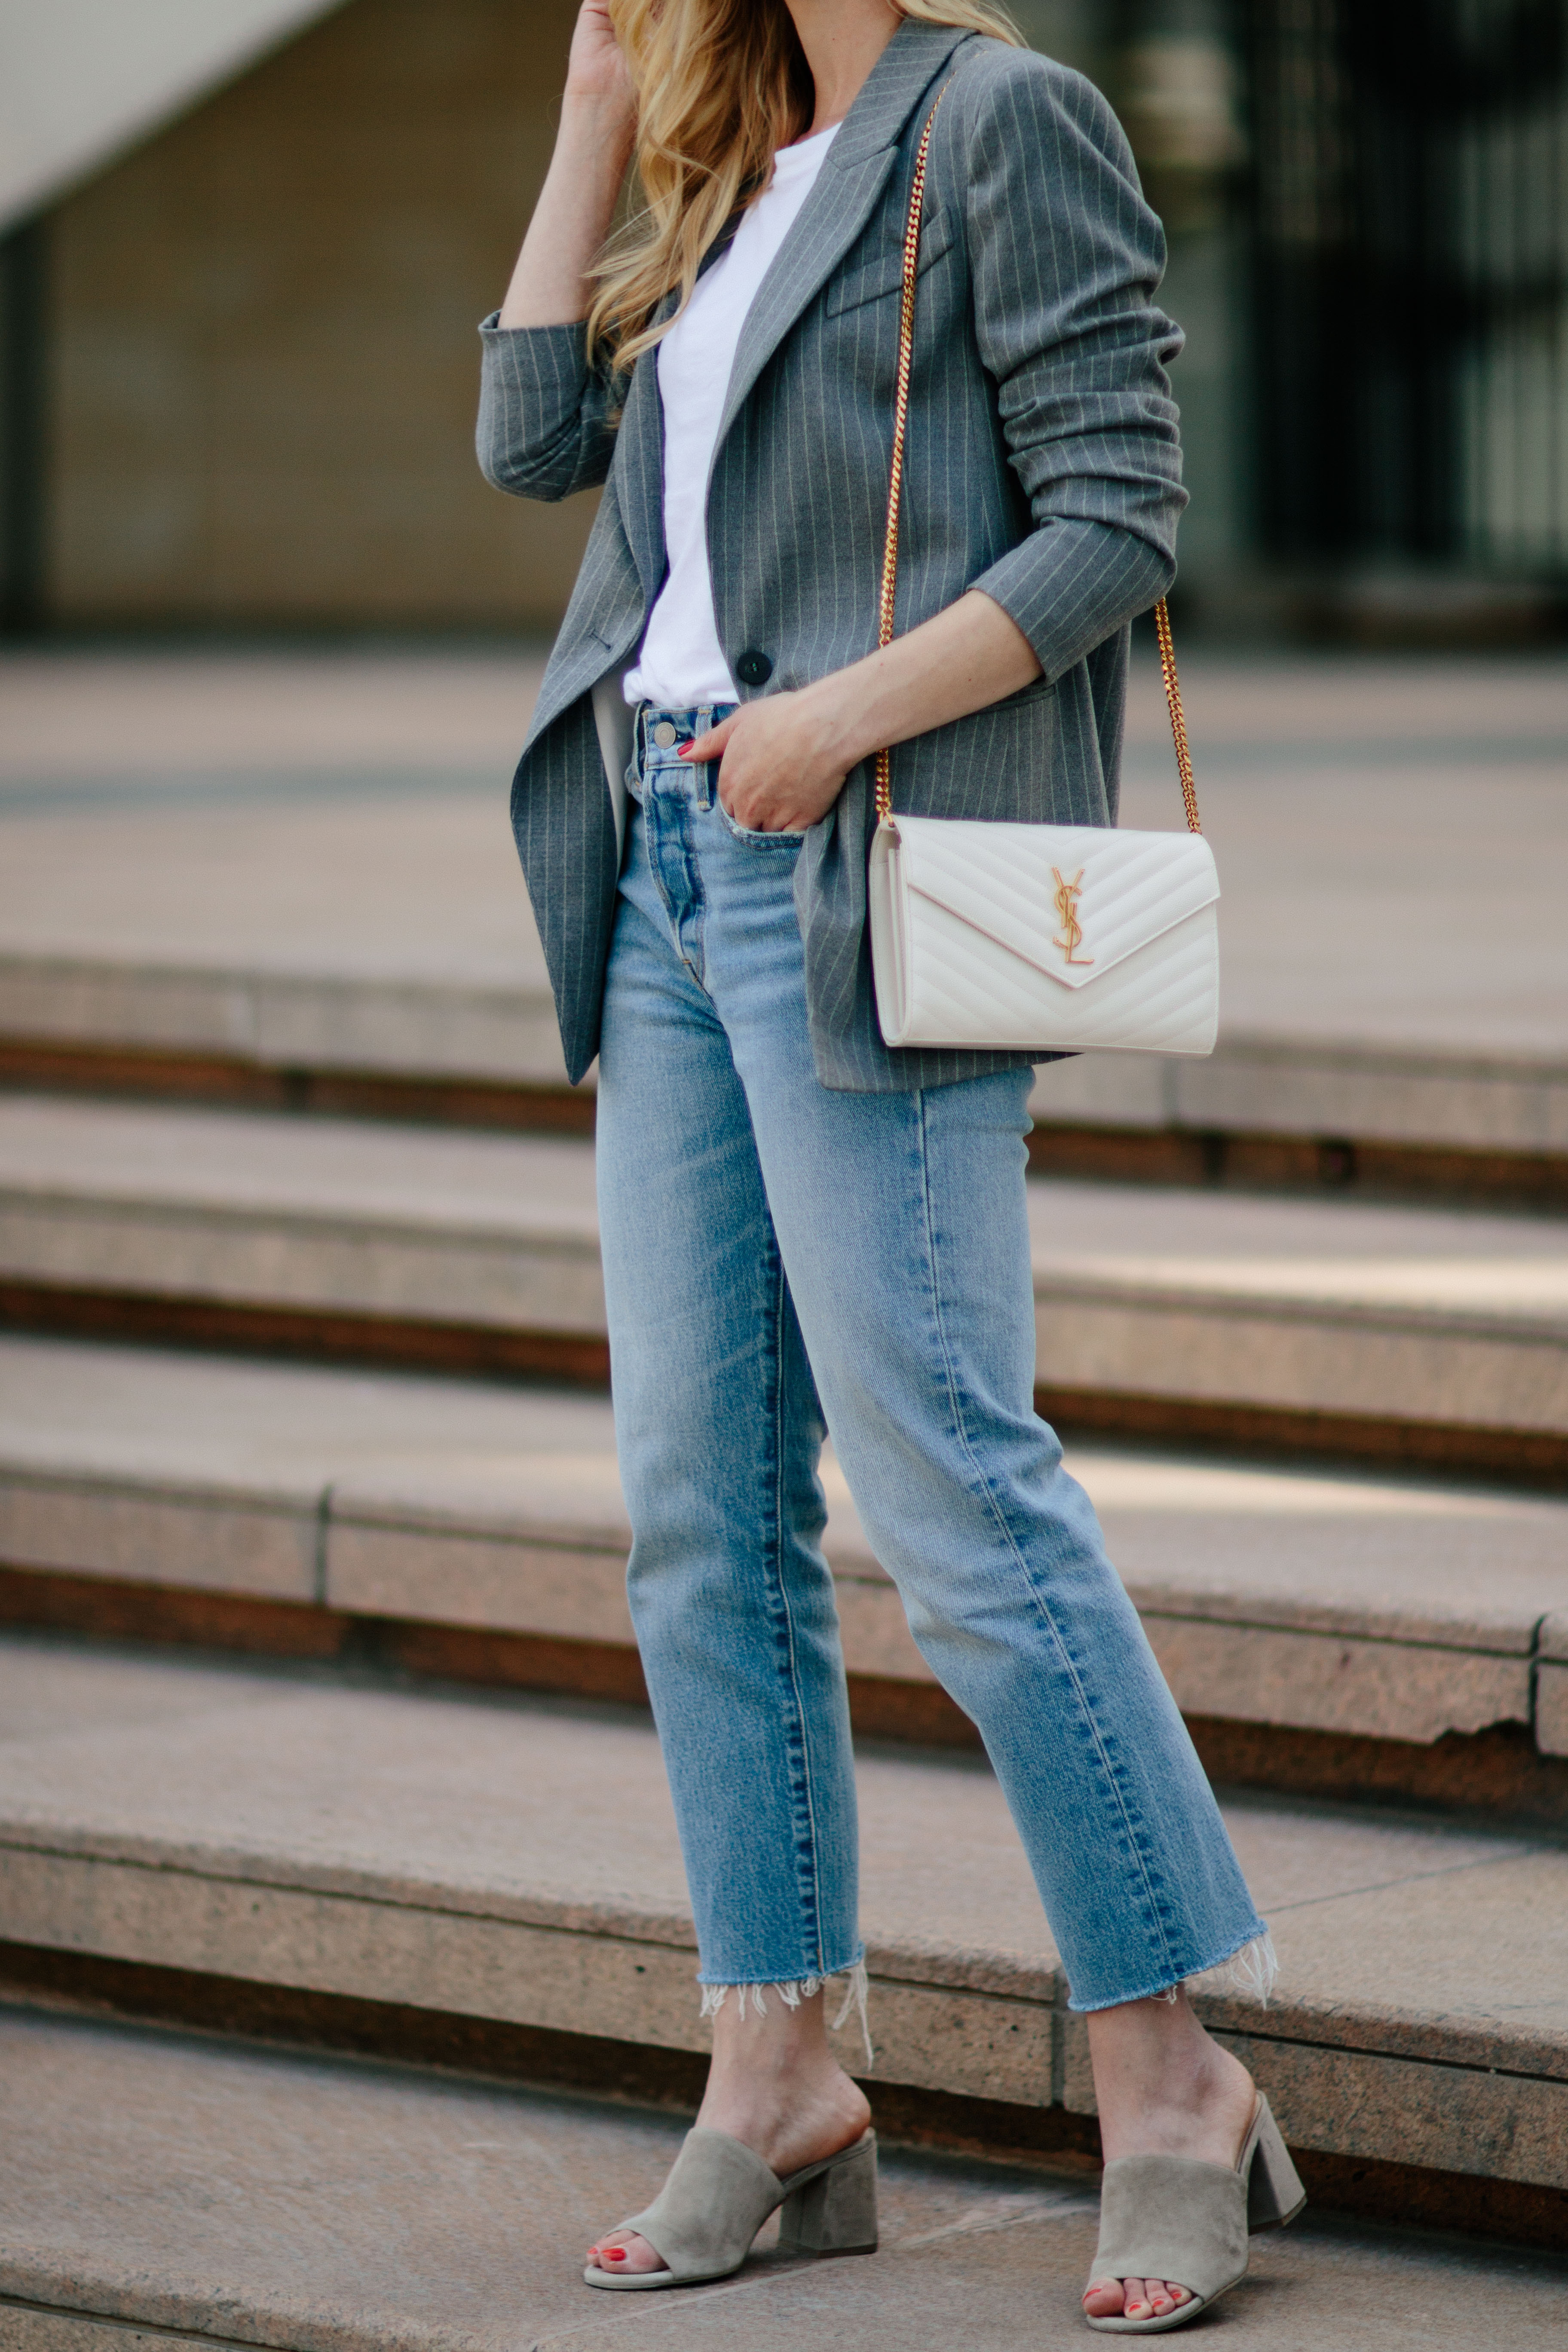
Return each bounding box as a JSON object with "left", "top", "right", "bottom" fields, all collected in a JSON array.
[{"left": 734, "top": 649, "right": 773, "bottom": 687}]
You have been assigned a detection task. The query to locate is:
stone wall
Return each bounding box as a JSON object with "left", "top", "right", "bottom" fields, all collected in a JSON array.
[{"left": 44, "top": 0, "right": 593, "bottom": 630}]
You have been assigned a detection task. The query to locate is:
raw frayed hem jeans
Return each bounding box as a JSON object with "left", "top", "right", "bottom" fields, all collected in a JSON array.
[{"left": 595, "top": 709, "right": 1270, "bottom": 2014}]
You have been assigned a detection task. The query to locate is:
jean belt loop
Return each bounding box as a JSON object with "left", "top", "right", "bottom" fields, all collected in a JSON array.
[{"left": 696, "top": 707, "right": 715, "bottom": 808}]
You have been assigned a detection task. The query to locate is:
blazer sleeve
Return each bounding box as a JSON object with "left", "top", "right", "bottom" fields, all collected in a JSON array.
[
  {"left": 476, "top": 315, "right": 623, "bottom": 502},
  {"left": 955, "top": 52, "right": 1187, "bottom": 678}
]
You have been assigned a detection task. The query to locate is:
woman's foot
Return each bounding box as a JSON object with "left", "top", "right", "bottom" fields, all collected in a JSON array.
[
  {"left": 585, "top": 1987, "right": 871, "bottom": 2278},
  {"left": 1080, "top": 1989, "right": 1259, "bottom": 2324}
]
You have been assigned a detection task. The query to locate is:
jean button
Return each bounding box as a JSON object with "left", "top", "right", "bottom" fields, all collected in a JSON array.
[{"left": 652, "top": 720, "right": 678, "bottom": 748}]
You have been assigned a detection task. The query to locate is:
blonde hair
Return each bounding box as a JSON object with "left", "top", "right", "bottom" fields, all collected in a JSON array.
[{"left": 591, "top": 1, "right": 1023, "bottom": 370}]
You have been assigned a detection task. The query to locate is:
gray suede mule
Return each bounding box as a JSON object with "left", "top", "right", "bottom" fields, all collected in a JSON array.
[
  {"left": 583, "top": 2125, "right": 879, "bottom": 2291},
  {"left": 1084, "top": 2096, "right": 1306, "bottom": 2333}
]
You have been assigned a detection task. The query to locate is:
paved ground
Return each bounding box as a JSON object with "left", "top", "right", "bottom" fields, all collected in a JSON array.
[
  {"left": 1, "top": 644, "right": 1565, "bottom": 1055},
  {"left": 3, "top": 2007, "right": 1565, "bottom": 2352}
]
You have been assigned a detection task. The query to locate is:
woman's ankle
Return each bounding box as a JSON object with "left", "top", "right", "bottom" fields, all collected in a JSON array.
[
  {"left": 697, "top": 2058, "right": 869, "bottom": 2175},
  {"left": 1086, "top": 1994, "right": 1256, "bottom": 2166},
  {"left": 690, "top": 1979, "right": 871, "bottom": 2172}
]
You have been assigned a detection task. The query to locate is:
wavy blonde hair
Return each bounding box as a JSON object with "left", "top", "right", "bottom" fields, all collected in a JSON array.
[{"left": 591, "top": 0, "right": 1023, "bottom": 370}]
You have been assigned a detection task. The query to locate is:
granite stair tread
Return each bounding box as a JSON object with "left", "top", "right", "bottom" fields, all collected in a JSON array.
[
  {"left": 0, "top": 1098, "right": 1565, "bottom": 1468},
  {"left": 5, "top": 647, "right": 1568, "bottom": 1172},
  {"left": 7, "top": 935, "right": 1568, "bottom": 1164},
  {"left": 2, "top": 1335, "right": 1567, "bottom": 1760},
  {"left": 2, "top": 1633, "right": 1566, "bottom": 2201},
  {"left": 7, "top": 2011, "right": 1565, "bottom": 2352}
]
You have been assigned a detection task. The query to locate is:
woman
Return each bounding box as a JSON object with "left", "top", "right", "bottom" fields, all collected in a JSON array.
[{"left": 479, "top": 0, "right": 1300, "bottom": 2331}]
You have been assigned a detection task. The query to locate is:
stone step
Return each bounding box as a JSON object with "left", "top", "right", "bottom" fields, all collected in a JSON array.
[
  {"left": 9, "top": 2012, "right": 1564, "bottom": 2352},
  {"left": 2, "top": 1633, "right": 1565, "bottom": 2251},
  {"left": 3, "top": 1335, "right": 1565, "bottom": 1820},
  {"left": 5, "top": 644, "right": 1568, "bottom": 1210},
  {"left": 0, "top": 1096, "right": 1565, "bottom": 1479},
  {"left": 5, "top": 945, "right": 1567, "bottom": 1206}
]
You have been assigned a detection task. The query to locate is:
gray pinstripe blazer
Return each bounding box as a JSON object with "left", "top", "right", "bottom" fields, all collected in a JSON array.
[{"left": 478, "top": 20, "right": 1185, "bottom": 1092}]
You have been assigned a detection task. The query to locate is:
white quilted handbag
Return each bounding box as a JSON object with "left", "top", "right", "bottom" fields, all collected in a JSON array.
[{"left": 867, "top": 93, "right": 1219, "bottom": 1059}]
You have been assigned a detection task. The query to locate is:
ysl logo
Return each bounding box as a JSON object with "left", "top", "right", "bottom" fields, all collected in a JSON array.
[{"left": 1051, "top": 867, "right": 1093, "bottom": 965}]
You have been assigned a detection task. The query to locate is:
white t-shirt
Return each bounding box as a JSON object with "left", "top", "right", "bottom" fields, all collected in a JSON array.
[{"left": 623, "top": 120, "right": 840, "bottom": 711}]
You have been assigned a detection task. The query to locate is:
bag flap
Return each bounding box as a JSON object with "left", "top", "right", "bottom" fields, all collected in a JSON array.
[{"left": 895, "top": 821, "right": 1219, "bottom": 991}]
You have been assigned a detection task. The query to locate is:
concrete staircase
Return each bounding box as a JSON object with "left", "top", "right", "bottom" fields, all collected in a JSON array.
[
  {"left": 0, "top": 1060, "right": 1564, "bottom": 2248},
  {"left": 11, "top": 2008, "right": 1566, "bottom": 2352},
  {"left": 3, "top": 645, "right": 1567, "bottom": 2266},
  {"left": 5, "top": 942, "right": 1567, "bottom": 1202},
  {"left": 0, "top": 1093, "right": 1565, "bottom": 1481},
  {"left": 3, "top": 1334, "right": 1567, "bottom": 1818},
  {"left": 5, "top": 1632, "right": 1567, "bottom": 2261},
  {"left": 5, "top": 645, "right": 1566, "bottom": 1208}
]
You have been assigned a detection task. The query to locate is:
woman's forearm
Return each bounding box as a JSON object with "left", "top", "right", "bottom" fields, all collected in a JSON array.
[
  {"left": 498, "top": 95, "right": 635, "bottom": 328},
  {"left": 803, "top": 590, "right": 1041, "bottom": 769},
  {"left": 683, "top": 591, "right": 1044, "bottom": 833}
]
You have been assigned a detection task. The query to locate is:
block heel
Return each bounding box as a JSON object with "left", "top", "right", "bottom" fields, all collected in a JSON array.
[
  {"left": 778, "top": 2132, "right": 879, "bottom": 2257},
  {"left": 1245, "top": 2096, "right": 1307, "bottom": 2231},
  {"left": 1241, "top": 2098, "right": 1307, "bottom": 2220}
]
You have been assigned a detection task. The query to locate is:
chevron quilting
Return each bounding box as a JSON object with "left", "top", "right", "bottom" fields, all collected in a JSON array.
[
  {"left": 870, "top": 819, "right": 1220, "bottom": 1056},
  {"left": 896, "top": 820, "right": 1219, "bottom": 991}
]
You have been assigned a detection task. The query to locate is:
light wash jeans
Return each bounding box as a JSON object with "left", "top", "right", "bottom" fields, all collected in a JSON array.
[{"left": 595, "top": 707, "right": 1268, "bottom": 2014}]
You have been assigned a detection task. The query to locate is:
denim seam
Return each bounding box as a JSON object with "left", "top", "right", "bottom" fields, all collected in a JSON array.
[
  {"left": 763, "top": 1232, "right": 829, "bottom": 1982},
  {"left": 643, "top": 760, "right": 709, "bottom": 992},
  {"left": 909, "top": 1088, "right": 1182, "bottom": 1997},
  {"left": 677, "top": 790, "right": 708, "bottom": 988}
]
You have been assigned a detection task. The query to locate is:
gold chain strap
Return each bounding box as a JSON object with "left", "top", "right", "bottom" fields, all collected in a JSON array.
[
  {"left": 1153, "top": 594, "right": 1202, "bottom": 833},
  {"left": 873, "top": 88, "right": 945, "bottom": 826},
  {"left": 872, "top": 91, "right": 1203, "bottom": 838}
]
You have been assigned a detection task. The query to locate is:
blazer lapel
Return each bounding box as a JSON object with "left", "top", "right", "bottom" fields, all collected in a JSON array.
[
  {"left": 615, "top": 216, "right": 747, "bottom": 604},
  {"left": 587, "top": 26, "right": 968, "bottom": 652},
  {"left": 712, "top": 21, "right": 969, "bottom": 456},
  {"left": 616, "top": 323, "right": 668, "bottom": 605}
]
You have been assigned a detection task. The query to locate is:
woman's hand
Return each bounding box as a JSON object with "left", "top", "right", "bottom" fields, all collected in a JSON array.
[
  {"left": 680, "top": 592, "right": 1044, "bottom": 833},
  {"left": 682, "top": 693, "right": 852, "bottom": 834},
  {"left": 564, "top": 1, "right": 635, "bottom": 118}
]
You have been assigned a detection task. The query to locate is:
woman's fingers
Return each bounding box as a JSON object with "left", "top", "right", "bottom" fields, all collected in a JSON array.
[
  {"left": 679, "top": 715, "right": 739, "bottom": 763},
  {"left": 676, "top": 699, "right": 846, "bottom": 831},
  {"left": 566, "top": 0, "right": 635, "bottom": 108}
]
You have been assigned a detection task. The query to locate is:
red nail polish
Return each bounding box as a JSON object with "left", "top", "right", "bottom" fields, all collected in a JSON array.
[{"left": 603, "top": 2248, "right": 626, "bottom": 2261}]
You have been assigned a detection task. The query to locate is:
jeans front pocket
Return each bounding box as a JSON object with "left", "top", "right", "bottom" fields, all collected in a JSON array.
[{"left": 714, "top": 799, "right": 806, "bottom": 849}]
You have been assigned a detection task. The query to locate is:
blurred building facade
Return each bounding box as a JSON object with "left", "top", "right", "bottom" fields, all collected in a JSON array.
[{"left": 1, "top": 0, "right": 1565, "bottom": 637}]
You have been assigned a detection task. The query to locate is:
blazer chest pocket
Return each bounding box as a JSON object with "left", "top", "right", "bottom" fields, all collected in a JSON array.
[{"left": 823, "top": 211, "right": 957, "bottom": 318}]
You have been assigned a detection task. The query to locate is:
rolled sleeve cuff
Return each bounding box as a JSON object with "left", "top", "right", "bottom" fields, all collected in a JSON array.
[
  {"left": 478, "top": 314, "right": 592, "bottom": 398},
  {"left": 972, "top": 520, "right": 1176, "bottom": 683},
  {"left": 476, "top": 316, "right": 599, "bottom": 498}
]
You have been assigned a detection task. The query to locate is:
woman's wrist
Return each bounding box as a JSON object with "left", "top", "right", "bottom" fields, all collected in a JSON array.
[
  {"left": 557, "top": 88, "right": 637, "bottom": 154},
  {"left": 796, "top": 671, "right": 879, "bottom": 778},
  {"left": 549, "top": 97, "right": 636, "bottom": 199}
]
